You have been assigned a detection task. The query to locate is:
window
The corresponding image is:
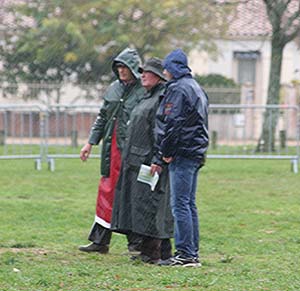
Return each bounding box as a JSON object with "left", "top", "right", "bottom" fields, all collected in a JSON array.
[{"left": 234, "top": 51, "right": 260, "bottom": 85}]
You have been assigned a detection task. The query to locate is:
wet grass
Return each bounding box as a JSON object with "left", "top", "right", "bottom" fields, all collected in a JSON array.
[{"left": 0, "top": 158, "right": 299, "bottom": 290}]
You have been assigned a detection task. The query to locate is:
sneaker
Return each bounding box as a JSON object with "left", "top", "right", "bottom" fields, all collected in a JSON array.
[
  {"left": 78, "top": 243, "right": 109, "bottom": 254},
  {"left": 159, "top": 254, "right": 201, "bottom": 267},
  {"left": 172, "top": 254, "right": 201, "bottom": 267}
]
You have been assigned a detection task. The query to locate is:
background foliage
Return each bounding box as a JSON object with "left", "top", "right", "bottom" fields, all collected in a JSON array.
[
  {"left": 0, "top": 0, "right": 232, "bottom": 85},
  {"left": 194, "top": 73, "right": 238, "bottom": 88}
]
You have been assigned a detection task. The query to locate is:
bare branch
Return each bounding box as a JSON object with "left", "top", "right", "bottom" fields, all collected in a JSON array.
[
  {"left": 284, "top": 25, "right": 300, "bottom": 43},
  {"left": 282, "top": 10, "right": 300, "bottom": 33}
]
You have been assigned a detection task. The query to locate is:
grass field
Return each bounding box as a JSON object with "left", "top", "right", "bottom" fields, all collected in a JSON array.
[{"left": 0, "top": 158, "right": 299, "bottom": 291}]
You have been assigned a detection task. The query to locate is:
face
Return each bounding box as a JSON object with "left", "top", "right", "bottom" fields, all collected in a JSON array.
[
  {"left": 163, "top": 69, "right": 172, "bottom": 81},
  {"left": 117, "top": 65, "right": 135, "bottom": 83},
  {"left": 141, "top": 71, "right": 161, "bottom": 90}
]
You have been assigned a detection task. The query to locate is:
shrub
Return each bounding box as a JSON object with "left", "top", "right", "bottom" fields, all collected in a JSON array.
[{"left": 194, "top": 73, "right": 238, "bottom": 88}]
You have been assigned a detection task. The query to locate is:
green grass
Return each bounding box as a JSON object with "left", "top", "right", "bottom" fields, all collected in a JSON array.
[
  {"left": 0, "top": 158, "right": 299, "bottom": 291},
  {"left": 1, "top": 143, "right": 298, "bottom": 157}
]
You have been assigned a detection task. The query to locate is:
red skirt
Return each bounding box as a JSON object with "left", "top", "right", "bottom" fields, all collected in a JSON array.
[{"left": 94, "top": 127, "right": 121, "bottom": 228}]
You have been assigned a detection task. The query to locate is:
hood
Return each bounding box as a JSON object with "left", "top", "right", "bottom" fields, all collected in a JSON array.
[
  {"left": 112, "top": 47, "right": 141, "bottom": 80},
  {"left": 163, "top": 48, "right": 191, "bottom": 79}
]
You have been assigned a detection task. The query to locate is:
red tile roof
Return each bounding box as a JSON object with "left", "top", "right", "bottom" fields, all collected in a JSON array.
[
  {"left": 227, "top": 0, "right": 300, "bottom": 38},
  {"left": 228, "top": 0, "right": 271, "bottom": 37}
]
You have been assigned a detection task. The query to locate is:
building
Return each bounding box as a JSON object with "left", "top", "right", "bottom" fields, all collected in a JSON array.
[{"left": 189, "top": 0, "right": 300, "bottom": 105}]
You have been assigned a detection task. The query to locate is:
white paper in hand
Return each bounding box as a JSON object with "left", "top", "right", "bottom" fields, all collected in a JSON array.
[{"left": 137, "top": 164, "right": 159, "bottom": 191}]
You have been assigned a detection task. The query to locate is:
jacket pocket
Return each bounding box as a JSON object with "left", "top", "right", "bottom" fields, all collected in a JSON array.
[{"left": 127, "top": 146, "right": 151, "bottom": 167}]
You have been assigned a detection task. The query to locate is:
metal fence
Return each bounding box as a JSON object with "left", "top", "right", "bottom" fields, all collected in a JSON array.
[
  {"left": 207, "top": 104, "right": 300, "bottom": 173},
  {"left": 0, "top": 105, "right": 45, "bottom": 168},
  {"left": 0, "top": 104, "right": 299, "bottom": 172},
  {"left": 0, "top": 104, "right": 102, "bottom": 170},
  {"left": 45, "top": 105, "right": 102, "bottom": 170}
]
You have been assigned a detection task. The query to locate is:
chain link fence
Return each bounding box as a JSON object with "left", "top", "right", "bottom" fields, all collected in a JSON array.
[
  {"left": 0, "top": 105, "right": 44, "bottom": 169},
  {"left": 208, "top": 104, "right": 300, "bottom": 173},
  {"left": 1, "top": 102, "right": 299, "bottom": 173}
]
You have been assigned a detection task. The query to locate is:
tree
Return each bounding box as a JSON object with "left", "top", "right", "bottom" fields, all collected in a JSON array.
[
  {"left": 0, "top": 0, "right": 109, "bottom": 103},
  {"left": 257, "top": 0, "right": 300, "bottom": 152},
  {"left": 0, "top": 0, "right": 232, "bottom": 103}
]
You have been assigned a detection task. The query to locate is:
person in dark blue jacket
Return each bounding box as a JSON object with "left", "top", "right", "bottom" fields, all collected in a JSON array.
[{"left": 151, "top": 48, "right": 209, "bottom": 267}]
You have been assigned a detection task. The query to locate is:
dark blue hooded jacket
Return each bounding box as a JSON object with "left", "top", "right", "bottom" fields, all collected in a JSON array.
[{"left": 153, "top": 49, "right": 209, "bottom": 164}]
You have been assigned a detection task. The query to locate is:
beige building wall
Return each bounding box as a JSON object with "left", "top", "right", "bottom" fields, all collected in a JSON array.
[{"left": 189, "top": 39, "right": 300, "bottom": 106}]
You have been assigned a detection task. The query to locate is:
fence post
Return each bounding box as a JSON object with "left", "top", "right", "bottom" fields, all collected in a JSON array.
[
  {"left": 35, "top": 159, "right": 42, "bottom": 171},
  {"left": 279, "top": 130, "right": 286, "bottom": 149},
  {"left": 71, "top": 130, "right": 78, "bottom": 147},
  {"left": 48, "top": 158, "right": 55, "bottom": 172},
  {"left": 291, "top": 159, "right": 298, "bottom": 174},
  {"left": 39, "top": 110, "right": 48, "bottom": 162},
  {"left": 0, "top": 130, "right": 5, "bottom": 145},
  {"left": 211, "top": 131, "right": 218, "bottom": 149}
]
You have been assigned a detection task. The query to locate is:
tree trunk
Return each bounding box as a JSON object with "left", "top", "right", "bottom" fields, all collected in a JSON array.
[
  {"left": 256, "top": 40, "right": 284, "bottom": 152},
  {"left": 56, "top": 87, "right": 61, "bottom": 105}
]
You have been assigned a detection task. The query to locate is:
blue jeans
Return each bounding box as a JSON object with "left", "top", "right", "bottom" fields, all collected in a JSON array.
[{"left": 169, "top": 156, "right": 201, "bottom": 258}]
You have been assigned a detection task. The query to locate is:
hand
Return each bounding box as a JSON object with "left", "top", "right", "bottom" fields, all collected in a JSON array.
[
  {"left": 150, "top": 164, "right": 162, "bottom": 176},
  {"left": 163, "top": 157, "right": 173, "bottom": 163},
  {"left": 80, "top": 144, "right": 92, "bottom": 161}
]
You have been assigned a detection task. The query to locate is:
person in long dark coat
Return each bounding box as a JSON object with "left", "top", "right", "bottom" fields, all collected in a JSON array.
[
  {"left": 78, "top": 48, "right": 144, "bottom": 254},
  {"left": 111, "top": 58, "right": 174, "bottom": 264}
]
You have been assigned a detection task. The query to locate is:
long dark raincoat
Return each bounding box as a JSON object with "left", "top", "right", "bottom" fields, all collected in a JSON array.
[
  {"left": 111, "top": 83, "right": 174, "bottom": 239},
  {"left": 88, "top": 48, "right": 145, "bottom": 227}
]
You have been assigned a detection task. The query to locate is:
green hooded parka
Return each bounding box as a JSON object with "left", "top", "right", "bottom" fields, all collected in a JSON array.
[{"left": 88, "top": 48, "right": 145, "bottom": 176}]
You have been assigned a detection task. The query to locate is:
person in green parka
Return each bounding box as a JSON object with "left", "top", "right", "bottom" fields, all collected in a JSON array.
[
  {"left": 79, "top": 47, "right": 145, "bottom": 254},
  {"left": 111, "top": 58, "right": 174, "bottom": 264}
]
